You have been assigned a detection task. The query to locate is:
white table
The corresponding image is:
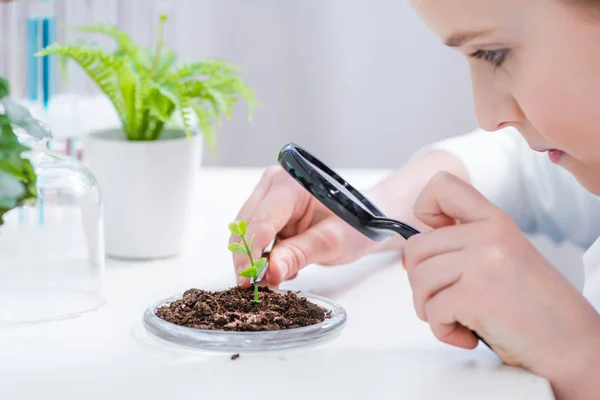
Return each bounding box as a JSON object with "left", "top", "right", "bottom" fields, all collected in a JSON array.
[{"left": 0, "top": 167, "right": 554, "bottom": 399}]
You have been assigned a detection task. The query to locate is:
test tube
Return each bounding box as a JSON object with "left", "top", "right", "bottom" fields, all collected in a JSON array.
[{"left": 26, "top": 0, "right": 56, "bottom": 225}]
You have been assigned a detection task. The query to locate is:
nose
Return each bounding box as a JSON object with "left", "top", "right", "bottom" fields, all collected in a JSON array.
[{"left": 470, "top": 67, "right": 524, "bottom": 132}]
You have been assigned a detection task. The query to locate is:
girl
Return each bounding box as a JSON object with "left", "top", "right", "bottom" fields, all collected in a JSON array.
[{"left": 230, "top": 1, "right": 600, "bottom": 398}]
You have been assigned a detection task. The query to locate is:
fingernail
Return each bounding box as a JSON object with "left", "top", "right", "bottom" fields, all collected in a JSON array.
[{"left": 236, "top": 275, "right": 245, "bottom": 286}]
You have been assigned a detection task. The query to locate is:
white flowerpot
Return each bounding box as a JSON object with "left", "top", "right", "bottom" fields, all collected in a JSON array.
[{"left": 83, "top": 128, "right": 202, "bottom": 260}]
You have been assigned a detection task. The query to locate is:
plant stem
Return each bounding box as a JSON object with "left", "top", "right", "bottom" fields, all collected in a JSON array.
[
  {"left": 241, "top": 234, "right": 260, "bottom": 303},
  {"left": 138, "top": 110, "right": 150, "bottom": 139},
  {"left": 241, "top": 235, "right": 255, "bottom": 267},
  {"left": 151, "top": 15, "right": 167, "bottom": 79},
  {"left": 149, "top": 121, "right": 164, "bottom": 140}
]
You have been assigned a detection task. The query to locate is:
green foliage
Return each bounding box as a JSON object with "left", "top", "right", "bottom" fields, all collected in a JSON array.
[
  {"left": 0, "top": 77, "right": 38, "bottom": 225},
  {"left": 36, "top": 14, "right": 258, "bottom": 154},
  {"left": 228, "top": 219, "right": 266, "bottom": 303}
]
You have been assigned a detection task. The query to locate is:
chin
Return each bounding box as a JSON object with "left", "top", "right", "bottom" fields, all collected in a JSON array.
[
  {"left": 570, "top": 172, "right": 600, "bottom": 196},
  {"left": 553, "top": 155, "right": 600, "bottom": 195}
]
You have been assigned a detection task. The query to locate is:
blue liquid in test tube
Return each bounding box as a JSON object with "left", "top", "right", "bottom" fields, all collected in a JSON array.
[{"left": 26, "top": 0, "right": 56, "bottom": 226}]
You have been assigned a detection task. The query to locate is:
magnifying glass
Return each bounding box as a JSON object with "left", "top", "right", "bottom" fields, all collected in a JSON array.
[{"left": 277, "top": 142, "right": 492, "bottom": 351}]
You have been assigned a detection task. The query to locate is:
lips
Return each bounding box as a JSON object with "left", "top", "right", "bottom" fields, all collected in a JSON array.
[
  {"left": 548, "top": 149, "right": 564, "bottom": 163},
  {"left": 530, "top": 146, "right": 550, "bottom": 152},
  {"left": 529, "top": 146, "right": 564, "bottom": 163}
]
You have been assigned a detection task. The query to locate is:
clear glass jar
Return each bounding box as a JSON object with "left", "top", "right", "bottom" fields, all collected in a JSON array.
[{"left": 0, "top": 104, "right": 105, "bottom": 323}]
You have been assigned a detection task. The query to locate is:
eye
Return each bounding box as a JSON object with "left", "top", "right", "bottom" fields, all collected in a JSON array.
[{"left": 469, "top": 49, "right": 508, "bottom": 68}]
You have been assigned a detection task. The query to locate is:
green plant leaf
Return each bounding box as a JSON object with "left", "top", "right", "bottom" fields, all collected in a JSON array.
[
  {"left": 2, "top": 98, "right": 52, "bottom": 140},
  {"left": 116, "top": 61, "right": 141, "bottom": 138},
  {"left": 176, "top": 90, "right": 193, "bottom": 138},
  {"left": 0, "top": 77, "right": 9, "bottom": 99},
  {"left": 37, "top": 16, "right": 257, "bottom": 145},
  {"left": 36, "top": 44, "right": 128, "bottom": 133},
  {"left": 254, "top": 257, "right": 267, "bottom": 276},
  {"left": 0, "top": 107, "right": 38, "bottom": 226},
  {"left": 228, "top": 221, "right": 241, "bottom": 236},
  {"left": 237, "top": 266, "right": 257, "bottom": 278},
  {"left": 190, "top": 102, "right": 217, "bottom": 156},
  {"left": 249, "top": 233, "right": 255, "bottom": 252},
  {"left": 146, "top": 90, "right": 173, "bottom": 123},
  {"left": 227, "top": 243, "right": 246, "bottom": 254},
  {"left": 237, "top": 219, "right": 247, "bottom": 236},
  {"left": 66, "top": 24, "right": 150, "bottom": 74}
]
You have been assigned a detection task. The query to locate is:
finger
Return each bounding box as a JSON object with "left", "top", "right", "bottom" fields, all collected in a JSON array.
[
  {"left": 263, "top": 219, "right": 342, "bottom": 286},
  {"left": 230, "top": 167, "right": 279, "bottom": 286},
  {"left": 414, "top": 171, "right": 502, "bottom": 229},
  {"left": 424, "top": 284, "right": 479, "bottom": 350},
  {"left": 403, "top": 222, "right": 483, "bottom": 269},
  {"left": 231, "top": 166, "right": 279, "bottom": 230},
  {"left": 232, "top": 170, "right": 311, "bottom": 285},
  {"left": 406, "top": 251, "right": 463, "bottom": 321}
]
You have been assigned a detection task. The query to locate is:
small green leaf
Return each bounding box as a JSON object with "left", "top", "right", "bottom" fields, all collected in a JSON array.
[
  {"left": 238, "top": 219, "right": 247, "bottom": 236},
  {"left": 237, "top": 266, "right": 257, "bottom": 278},
  {"left": 254, "top": 257, "right": 267, "bottom": 276},
  {"left": 249, "top": 233, "right": 255, "bottom": 252},
  {"left": 228, "top": 221, "right": 241, "bottom": 236},
  {"left": 227, "top": 243, "right": 246, "bottom": 254}
]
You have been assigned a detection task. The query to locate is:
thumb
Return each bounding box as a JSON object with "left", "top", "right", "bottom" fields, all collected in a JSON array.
[
  {"left": 263, "top": 221, "right": 340, "bottom": 286},
  {"left": 414, "top": 172, "right": 501, "bottom": 229}
]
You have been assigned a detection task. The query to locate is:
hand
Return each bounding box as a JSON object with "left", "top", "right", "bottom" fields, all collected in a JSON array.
[
  {"left": 403, "top": 172, "right": 600, "bottom": 397},
  {"left": 230, "top": 165, "right": 376, "bottom": 287}
]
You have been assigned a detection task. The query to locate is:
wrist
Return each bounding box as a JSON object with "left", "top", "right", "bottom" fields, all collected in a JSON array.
[{"left": 545, "top": 313, "right": 600, "bottom": 399}]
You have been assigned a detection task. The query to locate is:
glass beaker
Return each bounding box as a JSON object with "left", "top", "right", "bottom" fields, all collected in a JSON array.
[{"left": 0, "top": 100, "right": 105, "bottom": 323}]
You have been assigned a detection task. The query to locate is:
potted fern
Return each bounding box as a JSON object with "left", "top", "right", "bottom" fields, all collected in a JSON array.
[{"left": 37, "top": 14, "right": 257, "bottom": 260}]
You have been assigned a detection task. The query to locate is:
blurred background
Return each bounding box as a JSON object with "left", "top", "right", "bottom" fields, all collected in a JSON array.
[
  {"left": 0, "top": 0, "right": 477, "bottom": 168},
  {"left": 0, "top": 0, "right": 586, "bottom": 289}
]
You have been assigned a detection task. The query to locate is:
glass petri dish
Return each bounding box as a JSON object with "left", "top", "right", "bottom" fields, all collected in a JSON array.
[{"left": 143, "top": 290, "right": 347, "bottom": 351}]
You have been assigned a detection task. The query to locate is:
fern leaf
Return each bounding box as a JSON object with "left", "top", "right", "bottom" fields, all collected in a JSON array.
[
  {"left": 67, "top": 24, "right": 149, "bottom": 74},
  {"left": 178, "top": 63, "right": 258, "bottom": 122},
  {"left": 36, "top": 44, "right": 128, "bottom": 130},
  {"left": 172, "top": 59, "right": 240, "bottom": 81},
  {"left": 149, "top": 80, "right": 193, "bottom": 138},
  {"left": 148, "top": 80, "right": 179, "bottom": 107},
  {"left": 177, "top": 92, "right": 194, "bottom": 138},
  {"left": 180, "top": 80, "right": 229, "bottom": 121},
  {"left": 116, "top": 62, "right": 142, "bottom": 138},
  {"left": 190, "top": 102, "right": 217, "bottom": 156},
  {"left": 146, "top": 89, "right": 174, "bottom": 122}
]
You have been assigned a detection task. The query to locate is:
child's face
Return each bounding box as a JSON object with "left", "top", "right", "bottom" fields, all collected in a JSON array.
[{"left": 411, "top": 0, "right": 600, "bottom": 194}]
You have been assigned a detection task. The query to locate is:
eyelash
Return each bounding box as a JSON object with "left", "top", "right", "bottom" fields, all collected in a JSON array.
[{"left": 469, "top": 49, "right": 508, "bottom": 69}]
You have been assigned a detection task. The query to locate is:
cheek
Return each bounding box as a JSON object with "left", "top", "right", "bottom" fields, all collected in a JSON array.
[{"left": 514, "top": 55, "right": 600, "bottom": 160}]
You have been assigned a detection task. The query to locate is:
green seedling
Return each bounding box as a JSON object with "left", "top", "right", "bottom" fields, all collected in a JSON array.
[{"left": 227, "top": 219, "right": 267, "bottom": 303}]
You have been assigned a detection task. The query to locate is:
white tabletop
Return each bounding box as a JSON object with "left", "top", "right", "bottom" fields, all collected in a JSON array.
[{"left": 0, "top": 167, "right": 554, "bottom": 399}]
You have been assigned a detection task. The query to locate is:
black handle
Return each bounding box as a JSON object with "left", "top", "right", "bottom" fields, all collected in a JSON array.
[{"left": 367, "top": 217, "right": 420, "bottom": 240}]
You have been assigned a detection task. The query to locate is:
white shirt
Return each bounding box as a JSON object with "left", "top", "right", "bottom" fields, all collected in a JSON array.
[{"left": 421, "top": 127, "right": 600, "bottom": 308}]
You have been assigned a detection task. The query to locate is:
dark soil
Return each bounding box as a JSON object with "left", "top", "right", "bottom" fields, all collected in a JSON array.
[{"left": 155, "top": 286, "right": 331, "bottom": 331}]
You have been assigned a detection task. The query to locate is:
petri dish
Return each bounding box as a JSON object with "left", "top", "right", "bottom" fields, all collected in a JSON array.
[{"left": 143, "top": 289, "right": 347, "bottom": 352}]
